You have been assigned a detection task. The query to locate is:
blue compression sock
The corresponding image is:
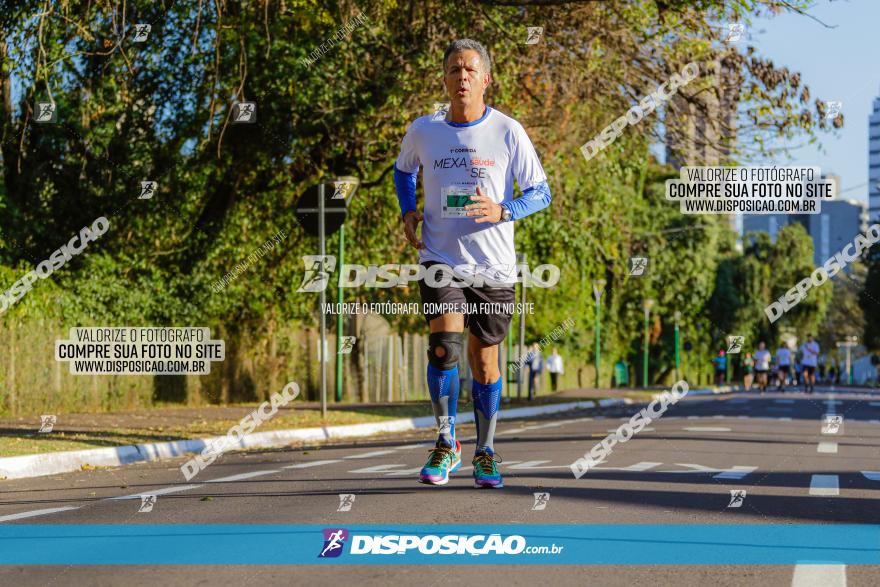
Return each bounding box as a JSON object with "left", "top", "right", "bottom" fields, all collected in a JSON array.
[
  {"left": 472, "top": 377, "right": 502, "bottom": 454},
  {"left": 427, "top": 363, "right": 459, "bottom": 447}
]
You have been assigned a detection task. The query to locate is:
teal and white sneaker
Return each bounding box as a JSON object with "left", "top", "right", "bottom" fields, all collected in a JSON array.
[
  {"left": 419, "top": 439, "right": 462, "bottom": 485},
  {"left": 472, "top": 448, "right": 503, "bottom": 488}
]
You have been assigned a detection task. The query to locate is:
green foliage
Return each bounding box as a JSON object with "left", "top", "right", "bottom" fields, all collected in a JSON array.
[{"left": 0, "top": 0, "right": 843, "bottom": 412}]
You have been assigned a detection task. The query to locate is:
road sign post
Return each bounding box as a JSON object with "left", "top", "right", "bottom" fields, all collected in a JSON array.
[
  {"left": 318, "top": 183, "right": 327, "bottom": 419},
  {"left": 674, "top": 311, "right": 681, "bottom": 382},
  {"left": 592, "top": 279, "right": 606, "bottom": 389},
  {"left": 642, "top": 299, "right": 654, "bottom": 388},
  {"left": 296, "top": 177, "right": 359, "bottom": 418}
]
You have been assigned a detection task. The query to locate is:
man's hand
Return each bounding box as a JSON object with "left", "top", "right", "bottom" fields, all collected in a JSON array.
[
  {"left": 403, "top": 210, "right": 424, "bottom": 249},
  {"left": 465, "top": 186, "right": 503, "bottom": 223}
]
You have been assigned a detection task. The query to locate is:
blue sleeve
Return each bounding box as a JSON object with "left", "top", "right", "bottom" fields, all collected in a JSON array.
[
  {"left": 503, "top": 181, "right": 551, "bottom": 221},
  {"left": 394, "top": 165, "right": 418, "bottom": 219}
]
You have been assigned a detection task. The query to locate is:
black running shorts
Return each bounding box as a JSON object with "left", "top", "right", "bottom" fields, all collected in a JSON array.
[{"left": 417, "top": 261, "right": 515, "bottom": 345}]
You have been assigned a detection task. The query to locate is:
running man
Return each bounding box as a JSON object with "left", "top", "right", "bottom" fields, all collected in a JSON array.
[
  {"left": 776, "top": 342, "right": 792, "bottom": 392},
  {"left": 800, "top": 334, "right": 820, "bottom": 393},
  {"left": 742, "top": 352, "right": 754, "bottom": 391},
  {"left": 712, "top": 349, "right": 727, "bottom": 385},
  {"left": 754, "top": 342, "right": 771, "bottom": 394},
  {"left": 394, "top": 38, "right": 552, "bottom": 488}
]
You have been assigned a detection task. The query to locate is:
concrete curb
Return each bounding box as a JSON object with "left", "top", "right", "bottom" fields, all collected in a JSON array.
[{"left": 0, "top": 399, "right": 603, "bottom": 481}]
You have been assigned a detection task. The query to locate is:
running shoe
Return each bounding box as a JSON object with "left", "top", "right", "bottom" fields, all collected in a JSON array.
[
  {"left": 419, "top": 439, "right": 461, "bottom": 485},
  {"left": 472, "top": 449, "right": 503, "bottom": 488}
]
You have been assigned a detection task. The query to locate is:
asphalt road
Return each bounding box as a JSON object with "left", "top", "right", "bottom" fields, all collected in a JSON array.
[{"left": 3, "top": 386, "right": 880, "bottom": 586}]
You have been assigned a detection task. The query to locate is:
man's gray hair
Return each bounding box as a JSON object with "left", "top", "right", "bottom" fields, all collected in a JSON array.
[{"left": 443, "top": 39, "right": 491, "bottom": 74}]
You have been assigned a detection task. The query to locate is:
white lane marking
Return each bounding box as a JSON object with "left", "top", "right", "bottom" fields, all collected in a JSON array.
[
  {"left": 618, "top": 461, "right": 662, "bottom": 472},
  {"left": 869, "top": 402, "right": 880, "bottom": 407},
  {"left": 712, "top": 415, "right": 726, "bottom": 419},
  {"left": 206, "top": 470, "right": 279, "bottom": 483},
  {"left": 809, "top": 475, "right": 840, "bottom": 496},
  {"left": 686, "top": 416, "right": 700, "bottom": 419},
  {"left": 817, "top": 442, "right": 838, "bottom": 454},
  {"left": 348, "top": 464, "right": 407, "bottom": 474},
  {"left": 778, "top": 417, "right": 793, "bottom": 421},
  {"left": 386, "top": 467, "right": 424, "bottom": 476},
  {"left": 737, "top": 415, "right": 749, "bottom": 419},
  {"left": 507, "top": 460, "right": 557, "bottom": 470},
  {"left": 592, "top": 461, "right": 662, "bottom": 472},
  {"left": 658, "top": 463, "right": 755, "bottom": 479},
  {"left": 343, "top": 450, "right": 398, "bottom": 459},
  {"left": 606, "top": 428, "right": 654, "bottom": 433},
  {"left": 825, "top": 398, "right": 840, "bottom": 415},
  {"left": 861, "top": 471, "right": 880, "bottom": 482},
  {"left": 0, "top": 506, "right": 81, "bottom": 523},
  {"left": 110, "top": 485, "right": 202, "bottom": 500},
  {"left": 791, "top": 563, "right": 846, "bottom": 587},
  {"left": 714, "top": 466, "right": 758, "bottom": 480},
  {"left": 394, "top": 443, "right": 434, "bottom": 451},
  {"left": 683, "top": 426, "right": 731, "bottom": 432},
  {"left": 871, "top": 420, "right": 880, "bottom": 424},
  {"left": 282, "top": 459, "right": 342, "bottom": 469},
  {"left": 525, "top": 422, "right": 566, "bottom": 430},
  {"left": 774, "top": 399, "right": 795, "bottom": 404},
  {"left": 499, "top": 427, "right": 531, "bottom": 435}
]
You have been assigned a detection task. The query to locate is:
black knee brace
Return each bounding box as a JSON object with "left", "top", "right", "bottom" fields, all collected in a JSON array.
[{"left": 428, "top": 332, "right": 462, "bottom": 370}]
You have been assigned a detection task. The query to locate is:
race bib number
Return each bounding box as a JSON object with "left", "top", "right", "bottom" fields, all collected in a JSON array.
[{"left": 441, "top": 185, "right": 476, "bottom": 218}]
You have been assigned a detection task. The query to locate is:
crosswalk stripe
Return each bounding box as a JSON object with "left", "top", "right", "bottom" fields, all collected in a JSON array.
[
  {"left": 283, "top": 459, "right": 341, "bottom": 468},
  {"left": 809, "top": 475, "right": 840, "bottom": 496},
  {"left": 110, "top": 485, "right": 202, "bottom": 500},
  {"left": 507, "top": 460, "right": 556, "bottom": 470},
  {"left": 791, "top": 564, "right": 846, "bottom": 587},
  {"left": 713, "top": 466, "right": 757, "bottom": 480},
  {"left": 817, "top": 442, "right": 838, "bottom": 454},
  {"left": 592, "top": 461, "right": 662, "bottom": 473},
  {"left": 348, "top": 464, "right": 407, "bottom": 474},
  {"left": 343, "top": 450, "right": 398, "bottom": 459},
  {"left": 206, "top": 470, "right": 279, "bottom": 483}
]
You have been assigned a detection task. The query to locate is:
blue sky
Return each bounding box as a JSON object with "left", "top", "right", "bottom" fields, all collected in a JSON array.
[{"left": 753, "top": 0, "right": 880, "bottom": 202}]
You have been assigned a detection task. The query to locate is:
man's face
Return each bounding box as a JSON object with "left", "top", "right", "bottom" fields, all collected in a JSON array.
[{"left": 444, "top": 49, "right": 489, "bottom": 107}]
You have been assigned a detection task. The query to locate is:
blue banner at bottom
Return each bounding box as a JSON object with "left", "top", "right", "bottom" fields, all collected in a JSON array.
[{"left": 0, "top": 524, "right": 877, "bottom": 565}]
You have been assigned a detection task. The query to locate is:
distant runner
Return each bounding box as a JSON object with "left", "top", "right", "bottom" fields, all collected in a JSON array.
[
  {"left": 754, "top": 341, "right": 772, "bottom": 394},
  {"left": 800, "top": 334, "right": 820, "bottom": 393},
  {"left": 776, "top": 343, "right": 792, "bottom": 392}
]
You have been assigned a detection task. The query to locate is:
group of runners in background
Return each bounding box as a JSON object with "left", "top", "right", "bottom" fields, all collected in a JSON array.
[{"left": 715, "top": 335, "right": 823, "bottom": 394}]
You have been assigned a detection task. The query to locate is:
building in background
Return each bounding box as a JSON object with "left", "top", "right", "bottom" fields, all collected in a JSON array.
[
  {"left": 870, "top": 90, "right": 880, "bottom": 221},
  {"left": 743, "top": 175, "right": 867, "bottom": 270},
  {"left": 665, "top": 55, "right": 742, "bottom": 240}
]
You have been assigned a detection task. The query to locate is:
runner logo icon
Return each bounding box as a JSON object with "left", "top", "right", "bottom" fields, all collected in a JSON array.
[
  {"left": 822, "top": 415, "right": 843, "bottom": 435},
  {"left": 319, "top": 528, "right": 349, "bottom": 558},
  {"left": 297, "top": 255, "right": 337, "bottom": 292},
  {"left": 532, "top": 492, "right": 550, "bottom": 510},
  {"left": 727, "top": 490, "right": 746, "bottom": 508},
  {"left": 629, "top": 257, "right": 648, "bottom": 276},
  {"left": 726, "top": 335, "right": 744, "bottom": 354},
  {"left": 337, "top": 494, "right": 356, "bottom": 512}
]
